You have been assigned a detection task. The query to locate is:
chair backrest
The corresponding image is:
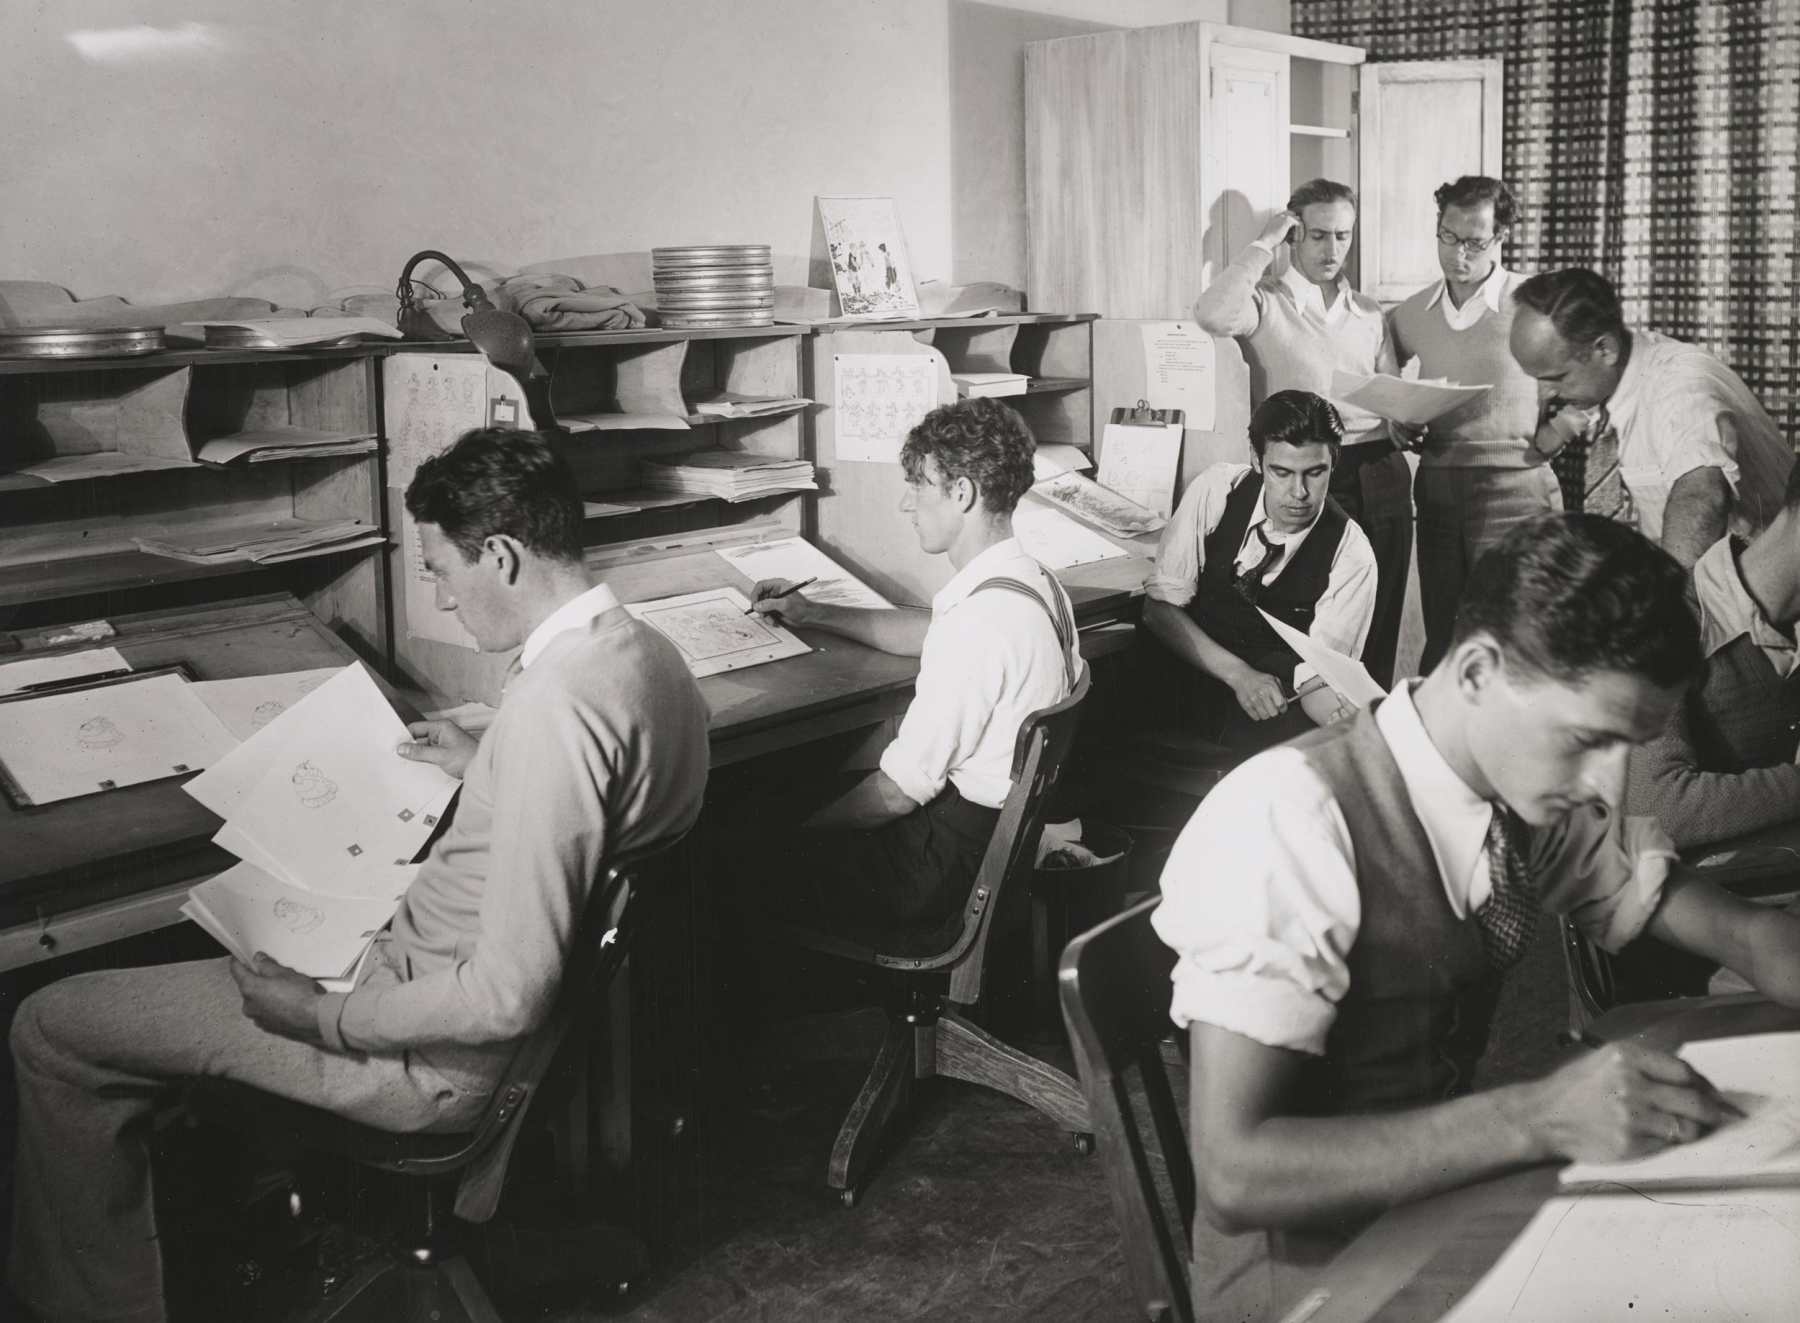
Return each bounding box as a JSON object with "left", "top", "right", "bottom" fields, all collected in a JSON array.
[
  {"left": 1059, "top": 896, "right": 1194, "bottom": 1323},
  {"left": 1558, "top": 914, "right": 1617, "bottom": 1038},
  {"left": 882, "top": 667, "right": 1090, "bottom": 1006},
  {"left": 445, "top": 830, "right": 689, "bottom": 1221}
]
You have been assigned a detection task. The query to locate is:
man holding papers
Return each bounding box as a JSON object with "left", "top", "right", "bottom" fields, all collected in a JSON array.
[
  {"left": 1152, "top": 513, "right": 1800, "bottom": 1323},
  {"left": 1387, "top": 176, "right": 1559, "bottom": 671},
  {"left": 1195, "top": 178, "right": 1409, "bottom": 686},
  {"left": 6, "top": 429, "right": 710, "bottom": 1323},
  {"left": 1144, "top": 391, "right": 1375, "bottom": 755}
]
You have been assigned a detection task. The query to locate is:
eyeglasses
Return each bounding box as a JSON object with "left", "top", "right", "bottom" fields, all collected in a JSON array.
[{"left": 1436, "top": 228, "right": 1504, "bottom": 257}]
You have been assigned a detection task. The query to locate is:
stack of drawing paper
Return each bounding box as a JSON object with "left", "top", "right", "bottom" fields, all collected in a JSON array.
[
  {"left": 181, "top": 664, "right": 459, "bottom": 983},
  {"left": 639, "top": 449, "right": 817, "bottom": 502},
  {"left": 196, "top": 424, "right": 375, "bottom": 466},
  {"left": 134, "top": 518, "right": 384, "bottom": 565}
]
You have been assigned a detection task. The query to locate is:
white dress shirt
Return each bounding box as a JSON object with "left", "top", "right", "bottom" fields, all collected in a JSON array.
[
  {"left": 517, "top": 582, "right": 625, "bottom": 670},
  {"left": 1692, "top": 535, "right": 1800, "bottom": 679},
  {"left": 1425, "top": 262, "right": 1511, "bottom": 332},
  {"left": 879, "top": 538, "right": 1083, "bottom": 810},
  {"left": 1150, "top": 683, "right": 1677, "bottom": 1054},
  {"left": 1278, "top": 263, "right": 1367, "bottom": 327},
  {"left": 1145, "top": 462, "right": 1377, "bottom": 686}
]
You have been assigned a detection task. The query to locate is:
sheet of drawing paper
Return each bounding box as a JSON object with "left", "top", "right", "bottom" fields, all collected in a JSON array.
[
  {"left": 1139, "top": 322, "right": 1216, "bottom": 430},
  {"left": 625, "top": 586, "right": 810, "bottom": 678},
  {"left": 1011, "top": 505, "right": 1129, "bottom": 571},
  {"left": 383, "top": 355, "right": 493, "bottom": 491},
  {"left": 0, "top": 673, "right": 239, "bottom": 805},
  {"left": 715, "top": 537, "right": 893, "bottom": 609},
  {"left": 1442, "top": 1185, "right": 1800, "bottom": 1322},
  {"left": 1560, "top": 1032, "right": 1800, "bottom": 1187},
  {"left": 0, "top": 647, "right": 131, "bottom": 696},
  {"left": 185, "top": 664, "right": 355, "bottom": 820},
  {"left": 184, "top": 860, "right": 412, "bottom": 979},
  {"left": 222, "top": 665, "right": 459, "bottom": 895},
  {"left": 832, "top": 353, "right": 950, "bottom": 463},
  {"left": 1031, "top": 443, "right": 1094, "bottom": 482},
  {"left": 1097, "top": 422, "right": 1184, "bottom": 518},
  {"left": 190, "top": 669, "right": 341, "bottom": 742},
  {"left": 1258, "top": 611, "right": 1388, "bottom": 709},
  {"left": 1031, "top": 472, "right": 1165, "bottom": 539},
  {"left": 1328, "top": 369, "right": 1491, "bottom": 427},
  {"left": 401, "top": 507, "right": 481, "bottom": 651}
]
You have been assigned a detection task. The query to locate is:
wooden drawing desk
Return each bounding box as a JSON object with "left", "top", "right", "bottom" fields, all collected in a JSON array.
[
  {"left": 0, "top": 594, "right": 365, "bottom": 972},
  {"left": 1295, "top": 995, "right": 1800, "bottom": 1323}
]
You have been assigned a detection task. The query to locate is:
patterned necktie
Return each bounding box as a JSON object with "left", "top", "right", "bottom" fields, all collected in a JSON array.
[
  {"left": 1550, "top": 405, "right": 1632, "bottom": 523},
  {"left": 1233, "top": 524, "right": 1284, "bottom": 601},
  {"left": 1478, "top": 804, "right": 1539, "bottom": 972}
]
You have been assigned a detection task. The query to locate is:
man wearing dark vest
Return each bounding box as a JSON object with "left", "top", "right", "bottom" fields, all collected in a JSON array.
[
  {"left": 1152, "top": 513, "right": 1800, "bottom": 1323},
  {"left": 747, "top": 397, "right": 1082, "bottom": 936},
  {"left": 1627, "top": 463, "right": 1800, "bottom": 848},
  {"left": 1144, "top": 390, "right": 1375, "bottom": 755}
]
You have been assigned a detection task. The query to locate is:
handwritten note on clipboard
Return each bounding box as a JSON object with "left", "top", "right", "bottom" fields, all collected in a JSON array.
[{"left": 1099, "top": 402, "right": 1184, "bottom": 520}]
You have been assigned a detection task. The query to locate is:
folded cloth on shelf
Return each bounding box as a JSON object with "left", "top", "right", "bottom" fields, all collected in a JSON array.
[{"left": 498, "top": 273, "right": 646, "bottom": 331}]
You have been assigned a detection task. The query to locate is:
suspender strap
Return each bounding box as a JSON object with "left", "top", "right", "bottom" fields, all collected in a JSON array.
[{"left": 969, "top": 573, "right": 1080, "bottom": 690}]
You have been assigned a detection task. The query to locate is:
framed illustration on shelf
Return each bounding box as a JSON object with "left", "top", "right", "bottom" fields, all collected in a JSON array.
[{"left": 817, "top": 196, "right": 919, "bottom": 319}]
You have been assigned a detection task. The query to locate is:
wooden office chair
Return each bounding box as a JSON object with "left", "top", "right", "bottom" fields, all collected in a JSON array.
[
  {"left": 1558, "top": 915, "right": 1618, "bottom": 1038},
  {"left": 178, "top": 836, "right": 685, "bottom": 1323},
  {"left": 1059, "top": 896, "right": 1194, "bottom": 1323},
  {"left": 759, "top": 669, "right": 1093, "bottom": 1207}
]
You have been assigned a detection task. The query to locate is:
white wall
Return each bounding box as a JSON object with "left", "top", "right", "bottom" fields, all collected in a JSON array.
[{"left": 0, "top": 0, "right": 953, "bottom": 307}]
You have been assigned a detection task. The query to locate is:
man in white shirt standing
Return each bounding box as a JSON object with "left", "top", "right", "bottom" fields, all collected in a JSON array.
[
  {"left": 1388, "top": 176, "right": 1558, "bottom": 671},
  {"left": 1152, "top": 512, "right": 1800, "bottom": 1323},
  {"left": 1142, "top": 390, "right": 1375, "bottom": 754},
  {"left": 748, "top": 398, "right": 1082, "bottom": 942},
  {"left": 1195, "top": 178, "right": 1409, "bottom": 687},
  {"left": 1510, "top": 266, "right": 1793, "bottom": 566}
]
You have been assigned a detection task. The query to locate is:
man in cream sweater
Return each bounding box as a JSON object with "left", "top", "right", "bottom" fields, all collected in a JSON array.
[
  {"left": 7, "top": 430, "right": 710, "bottom": 1323},
  {"left": 1196, "top": 178, "right": 1409, "bottom": 686}
]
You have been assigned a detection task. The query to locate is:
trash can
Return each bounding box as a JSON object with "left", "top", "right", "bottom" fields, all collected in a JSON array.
[{"left": 1031, "top": 821, "right": 1134, "bottom": 1037}]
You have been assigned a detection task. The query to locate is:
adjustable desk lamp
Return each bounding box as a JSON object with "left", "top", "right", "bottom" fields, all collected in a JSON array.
[{"left": 394, "top": 250, "right": 558, "bottom": 433}]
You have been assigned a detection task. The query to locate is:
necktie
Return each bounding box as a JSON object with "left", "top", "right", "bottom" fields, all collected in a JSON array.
[
  {"left": 1233, "top": 524, "right": 1284, "bottom": 601},
  {"left": 1550, "top": 405, "right": 1632, "bottom": 523},
  {"left": 1478, "top": 805, "right": 1539, "bottom": 972}
]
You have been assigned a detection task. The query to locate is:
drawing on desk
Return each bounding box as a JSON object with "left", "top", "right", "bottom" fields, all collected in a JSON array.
[
  {"left": 291, "top": 761, "right": 338, "bottom": 808},
  {"left": 625, "top": 587, "right": 811, "bottom": 679},
  {"left": 1033, "top": 472, "right": 1166, "bottom": 539},
  {"left": 191, "top": 667, "right": 343, "bottom": 746},
  {"left": 274, "top": 897, "right": 324, "bottom": 935},
  {"left": 76, "top": 716, "right": 126, "bottom": 750},
  {"left": 715, "top": 537, "right": 893, "bottom": 610}
]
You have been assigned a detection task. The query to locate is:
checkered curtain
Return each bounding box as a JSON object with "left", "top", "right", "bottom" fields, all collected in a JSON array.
[{"left": 1294, "top": 0, "right": 1800, "bottom": 441}]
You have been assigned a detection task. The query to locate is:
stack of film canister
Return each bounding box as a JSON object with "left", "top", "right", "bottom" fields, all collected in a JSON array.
[{"left": 652, "top": 245, "right": 775, "bottom": 329}]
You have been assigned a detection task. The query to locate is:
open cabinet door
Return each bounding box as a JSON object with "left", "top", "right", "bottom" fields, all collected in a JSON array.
[{"left": 1358, "top": 59, "right": 1503, "bottom": 304}]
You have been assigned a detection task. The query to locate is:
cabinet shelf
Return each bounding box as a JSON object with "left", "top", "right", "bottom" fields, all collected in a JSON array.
[
  {"left": 1025, "top": 376, "right": 1090, "bottom": 395},
  {"left": 0, "top": 540, "right": 380, "bottom": 609}
]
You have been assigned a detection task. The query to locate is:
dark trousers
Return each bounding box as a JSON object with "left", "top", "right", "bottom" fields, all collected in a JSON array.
[
  {"left": 1330, "top": 443, "right": 1413, "bottom": 689},
  {"left": 1153, "top": 642, "right": 1316, "bottom": 756}
]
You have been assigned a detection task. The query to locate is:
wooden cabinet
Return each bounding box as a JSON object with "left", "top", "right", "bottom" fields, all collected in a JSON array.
[
  {"left": 0, "top": 347, "right": 390, "bottom": 666},
  {"left": 1026, "top": 21, "right": 1366, "bottom": 319},
  {"left": 807, "top": 313, "right": 1094, "bottom": 606}
]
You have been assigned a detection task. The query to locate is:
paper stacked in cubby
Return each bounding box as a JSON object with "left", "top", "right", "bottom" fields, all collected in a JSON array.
[
  {"left": 639, "top": 449, "right": 818, "bottom": 502},
  {"left": 196, "top": 424, "right": 375, "bottom": 466},
  {"left": 134, "top": 518, "right": 385, "bottom": 565},
  {"left": 182, "top": 664, "right": 459, "bottom": 986},
  {"left": 691, "top": 390, "right": 812, "bottom": 419}
]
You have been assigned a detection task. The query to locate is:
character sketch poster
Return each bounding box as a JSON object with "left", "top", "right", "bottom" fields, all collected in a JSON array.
[{"left": 817, "top": 197, "right": 919, "bottom": 319}]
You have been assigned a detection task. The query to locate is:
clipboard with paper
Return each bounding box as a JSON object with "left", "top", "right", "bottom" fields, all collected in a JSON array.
[{"left": 1098, "top": 399, "right": 1184, "bottom": 520}]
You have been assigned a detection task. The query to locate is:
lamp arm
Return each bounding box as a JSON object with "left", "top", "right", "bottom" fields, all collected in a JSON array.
[{"left": 395, "top": 250, "right": 495, "bottom": 316}]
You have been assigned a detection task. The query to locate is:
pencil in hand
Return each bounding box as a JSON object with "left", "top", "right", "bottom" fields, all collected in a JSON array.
[{"left": 746, "top": 577, "right": 817, "bottom": 615}]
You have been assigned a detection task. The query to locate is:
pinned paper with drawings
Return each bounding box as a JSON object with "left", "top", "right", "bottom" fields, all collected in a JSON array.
[
  {"left": 833, "top": 353, "right": 951, "bottom": 464},
  {"left": 1012, "top": 504, "right": 1130, "bottom": 571},
  {"left": 384, "top": 356, "right": 504, "bottom": 491},
  {"left": 1328, "top": 369, "right": 1490, "bottom": 427},
  {"left": 402, "top": 507, "right": 480, "bottom": 651},
  {"left": 190, "top": 668, "right": 338, "bottom": 743},
  {"left": 626, "top": 587, "right": 810, "bottom": 678},
  {"left": 715, "top": 537, "right": 892, "bottom": 610},
  {"left": 1140, "top": 323, "right": 1215, "bottom": 430},
  {"left": 1098, "top": 421, "right": 1183, "bottom": 519},
  {"left": 181, "top": 860, "right": 417, "bottom": 980},
  {"left": 0, "top": 671, "right": 238, "bottom": 807},
  {"left": 1257, "top": 610, "right": 1387, "bottom": 708},
  {"left": 0, "top": 647, "right": 132, "bottom": 696}
]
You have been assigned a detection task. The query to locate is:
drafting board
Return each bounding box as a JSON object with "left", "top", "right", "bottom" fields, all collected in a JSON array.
[
  {"left": 0, "top": 669, "right": 238, "bottom": 808},
  {"left": 625, "top": 586, "right": 811, "bottom": 678}
]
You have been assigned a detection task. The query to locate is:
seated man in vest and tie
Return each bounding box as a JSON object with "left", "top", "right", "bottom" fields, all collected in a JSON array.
[
  {"left": 1152, "top": 512, "right": 1800, "bottom": 1323},
  {"left": 745, "top": 397, "right": 1084, "bottom": 945},
  {"left": 1142, "top": 390, "right": 1377, "bottom": 755}
]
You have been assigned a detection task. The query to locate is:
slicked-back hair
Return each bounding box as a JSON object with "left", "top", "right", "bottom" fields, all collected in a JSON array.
[
  {"left": 900, "top": 398, "right": 1036, "bottom": 517},
  {"left": 405, "top": 428, "right": 585, "bottom": 566},
  {"left": 1451, "top": 513, "right": 1701, "bottom": 691},
  {"left": 1434, "top": 175, "right": 1520, "bottom": 231},
  {"left": 1287, "top": 178, "right": 1357, "bottom": 217},
  {"left": 1513, "top": 268, "right": 1627, "bottom": 346},
  {"left": 1249, "top": 390, "right": 1344, "bottom": 460}
]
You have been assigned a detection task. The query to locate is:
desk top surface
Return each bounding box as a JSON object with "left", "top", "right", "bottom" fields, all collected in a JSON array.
[{"left": 1302, "top": 995, "right": 1800, "bottom": 1323}]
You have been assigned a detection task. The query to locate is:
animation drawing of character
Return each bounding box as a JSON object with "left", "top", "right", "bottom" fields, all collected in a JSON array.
[
  {"left": 292, "top": 760, "right": 338, "bottom": 808},
  {"left": 251, "top": 701, "right": 286, "bottom": 730},
  {"left": 77, "top": 716, "right": 125, "bottom": 751},
  {"left": 879, "top": 243, "right": 898, "bottom": 298},
  {"left": 273, "top": 897, "right": 324, "bottom": 936}
]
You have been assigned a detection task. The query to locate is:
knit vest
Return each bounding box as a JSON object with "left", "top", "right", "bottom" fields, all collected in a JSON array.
[
  {"left": 1387, "top": 274, "right": 1543, "bottom": 470},
  {"left": 1189, "top": 703, "right": 1506, "bottom": 1323},
  {"left": 1188, "top": 471, "right": 1349, "bottom": 686},
  {"left": 1245, "top": 290, "right": 1390, "bottom": 445}
]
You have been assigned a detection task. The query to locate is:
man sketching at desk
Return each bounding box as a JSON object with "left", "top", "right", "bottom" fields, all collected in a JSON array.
[
  {"left": 5, "top": 429, "right": 710, "bottom": 1323},
  {"left": 1151, "top": 513, "right": 1800, "bottom": 1323},
  {"left": 745, "top": 397, "right": 1083, "bottom": 940}
]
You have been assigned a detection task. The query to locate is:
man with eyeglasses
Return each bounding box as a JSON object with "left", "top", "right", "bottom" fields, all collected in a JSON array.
[
  {"left": 1388, "top": 176, "right": 1557, "bottom": 672},
  {"left": 1196, "top": 178, "right": 1409, "bottom": 688}
]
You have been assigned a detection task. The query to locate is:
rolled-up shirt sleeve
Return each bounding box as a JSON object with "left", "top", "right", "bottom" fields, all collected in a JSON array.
[
  {"left": 1145, "top": 463, "right": 1247, "bottom": 607},
  {"left": 1531, "top": 801, "right": 1678, "bottom": 953},
  {"left": 1150, "top": 750, "right": 1360, "bottom": 1055},
  {"left": 878, "top": 611, "right": 1005, "bottom": 808}
]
